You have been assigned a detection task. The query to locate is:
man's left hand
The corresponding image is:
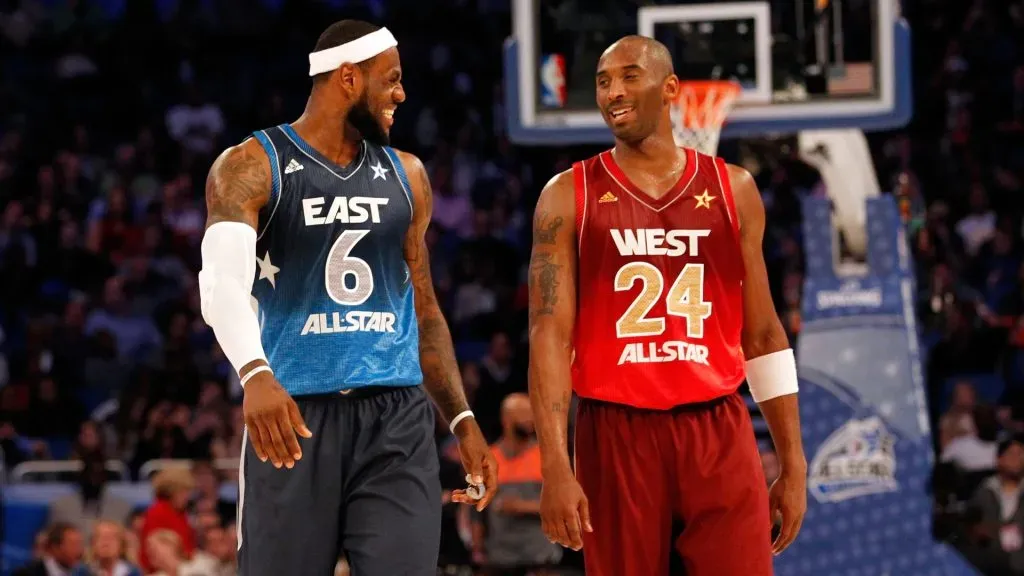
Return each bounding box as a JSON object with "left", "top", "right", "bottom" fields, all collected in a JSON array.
[
  {"left": 451, "top": 420, "right": 498, "bottom": 511},
  {"left": 769, "top": 466, "right": 807, "bottom": 555}
]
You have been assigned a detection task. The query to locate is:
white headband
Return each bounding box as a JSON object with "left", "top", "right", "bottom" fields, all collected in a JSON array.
[{"left": 308, "top": 27, "right": 398, "bottom": 77}]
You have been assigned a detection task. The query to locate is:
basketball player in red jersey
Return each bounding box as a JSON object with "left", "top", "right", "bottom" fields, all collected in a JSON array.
[{"left": 528, "top": 36, "right": 807, "bottom": 576}]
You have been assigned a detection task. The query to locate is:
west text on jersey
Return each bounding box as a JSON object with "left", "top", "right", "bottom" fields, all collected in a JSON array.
[
  {"left": 300, "top": 311, "right": 397, "bottom": 335},
  {"left": 617, "top": 340, "right": 711, "bottom": 366},
  {"left": 610, "top": 229, "right": 711, "bottom": 257},
  {"left": 302, "top": 196, "right": 390, "bottom": 226}
]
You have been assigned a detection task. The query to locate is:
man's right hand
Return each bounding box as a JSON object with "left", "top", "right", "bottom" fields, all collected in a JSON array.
[
  {"left": 243, "top": 372, "right": 312, "bottom": 469},
  {"left": 540, "top": 468, "right": 592, "bottom": 551}
]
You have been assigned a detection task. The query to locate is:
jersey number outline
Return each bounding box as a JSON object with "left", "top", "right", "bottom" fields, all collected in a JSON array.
[
  {"left": 614, "top": 262, "right": 712, "bottom": 339},
  {"left": 325, "top": 230, "right": 373, "bottom": 306}
]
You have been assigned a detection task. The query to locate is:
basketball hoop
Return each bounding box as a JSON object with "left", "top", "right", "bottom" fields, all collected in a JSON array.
[{"left": 671, "top": 81, "right": 742, "bottom": 156}]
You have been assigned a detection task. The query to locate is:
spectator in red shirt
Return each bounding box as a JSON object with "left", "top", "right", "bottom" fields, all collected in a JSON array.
[{"left": 139, "top": 468, "right": 196, "bottom": 573}]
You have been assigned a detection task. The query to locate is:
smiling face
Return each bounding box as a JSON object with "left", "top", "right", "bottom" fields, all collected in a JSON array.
[
  {"left": 595, "top": 37, "right": 678, "bottom": 143},
  {"left": 348, "top": 47, "right": 405, "bottom": 145}
]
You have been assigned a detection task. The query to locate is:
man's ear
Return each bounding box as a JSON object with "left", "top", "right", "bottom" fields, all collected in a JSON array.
[{"left": 336, "top": 62, "right": 363, "bottom": 97}]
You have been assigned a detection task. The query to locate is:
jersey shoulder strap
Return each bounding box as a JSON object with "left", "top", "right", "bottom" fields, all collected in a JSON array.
[
  {"left": 710, "top": 155, "right": 740, "bottom": 238},
  {"left": 572, "top": 159, "right": 588, "bottom": 253},
  {"left": 379, "top": 145, "right": 416, "bottom": 210},
  {"left": 247, "top": 126, "right": 288, "bottom": 239}
]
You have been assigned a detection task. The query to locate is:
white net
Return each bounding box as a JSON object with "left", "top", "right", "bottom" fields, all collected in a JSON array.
[{"left": 670, "top": 81, "right": 741, "bottom": 156}]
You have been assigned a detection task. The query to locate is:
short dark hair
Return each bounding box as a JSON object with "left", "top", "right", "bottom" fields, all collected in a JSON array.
[
  {"left": 46, "top": 522, "right": 77, "bottom": 548},
  {"left": 998, "top": 434, "right": 1024, "bottom": 458},
  {"left": 313, "top": 20, "right": 382, "bottom": 53},
  {"left": 311, "top": 20, "right": 383, "bottom": 83}
]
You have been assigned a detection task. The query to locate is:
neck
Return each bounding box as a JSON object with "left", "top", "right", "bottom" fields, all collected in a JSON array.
[
  {"left": 293, "top": 93, "right": 363, "bottom": 166},
  {"left": 97, "top": 557, "right": 116, "bottom": 569},
  {"left": 613, "top": 126, "right": 681, "bottom": 164},
  {"left": 1001, "top": 475, "right": 1021, "bottom": 490}
]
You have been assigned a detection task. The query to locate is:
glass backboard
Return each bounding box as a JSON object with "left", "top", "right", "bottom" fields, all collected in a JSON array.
[{"left": 505, "top": 0, "right": 911, "bottom": 145}]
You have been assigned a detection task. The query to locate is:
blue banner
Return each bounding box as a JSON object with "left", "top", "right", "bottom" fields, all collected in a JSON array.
[{"left": 773, "top": 196, "right": 976, "bottom": 576}]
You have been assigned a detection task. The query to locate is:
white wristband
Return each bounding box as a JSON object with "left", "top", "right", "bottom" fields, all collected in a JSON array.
[
  {"left": 240, "top": 366, "right": 273, "bottom": 388},
  {"left": 449, "top": 410, "right": 475, "bottom": 434},
  {"left": 745, "top": 348, "right": 799, "bottom": 403}
]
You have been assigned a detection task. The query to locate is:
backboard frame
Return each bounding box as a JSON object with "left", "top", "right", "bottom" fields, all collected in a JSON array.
[
  {"left": 637, "top": 3, "right": 774, "bottom": 107},
  {"left": 505, "top": 0, "right": 912, "bottom": 145}
]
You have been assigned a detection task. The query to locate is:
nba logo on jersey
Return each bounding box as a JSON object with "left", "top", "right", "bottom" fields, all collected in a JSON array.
[{"left": 539, "top": 54, "right": 566, "bottom": 108}]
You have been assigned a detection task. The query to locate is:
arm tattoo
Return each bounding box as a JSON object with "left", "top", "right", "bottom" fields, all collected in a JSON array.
[
  {"left": 529, "top": 253, "right": 560, "bottom": 319},
  {"left": 528, "top": 210, "right": 564, "bottom": 320},
  {"left": 533, "top": 211, "right": 564, "bottom": 245},
  {"left": 407, "top": 162, "right": 470, "bottom": 424},
  {"left": 205, "top": 146, "right": 269, "bottom": 227},
  {"left": 550, "top": 391, "right": 570, "bottom": 413}
]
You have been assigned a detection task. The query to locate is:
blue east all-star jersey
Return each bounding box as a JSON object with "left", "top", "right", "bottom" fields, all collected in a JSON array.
[{"left": 247, "top": 124, "right": 422, "bottom": 395}]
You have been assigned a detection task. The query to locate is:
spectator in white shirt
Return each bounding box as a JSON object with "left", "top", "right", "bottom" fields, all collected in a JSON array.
[{"left": 943, "top": 403, "right": 1001, "bottom": 472}]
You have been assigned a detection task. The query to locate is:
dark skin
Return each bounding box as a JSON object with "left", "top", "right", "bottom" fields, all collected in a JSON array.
[
  {"left": 204, "top": 46, "right": 496, "bottom": 510},
  {"left": 529, "top": 35, "right": 807, "bottom": 554}
]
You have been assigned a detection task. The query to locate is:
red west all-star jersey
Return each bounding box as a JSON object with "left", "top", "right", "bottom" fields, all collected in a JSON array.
[{"left": 571, "top": 148, "right": 747, "bottom": 410}]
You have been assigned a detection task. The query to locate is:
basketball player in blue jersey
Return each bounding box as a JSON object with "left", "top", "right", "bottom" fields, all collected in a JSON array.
[{"left": 197, "top": 20, "right": 498, "bottom": 575}]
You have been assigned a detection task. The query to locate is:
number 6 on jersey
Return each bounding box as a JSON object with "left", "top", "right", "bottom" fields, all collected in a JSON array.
[
  {"left": 325, "top": 229, "right": 373, "bottom": 306},
  {"left": 615, "top": 263, "right": 712, "bottom": 339}
]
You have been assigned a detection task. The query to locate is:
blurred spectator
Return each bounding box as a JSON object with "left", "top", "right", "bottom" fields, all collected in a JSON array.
[
  {"left": 473, "top": 332, "right": 523, "bottom": 442},
  {"left": 134, "top": 402, "right": 197, "bottom": 464},
  {"left": 956, "top": 185, "right": 996, "bottom": 257},
  {"left": 188, "top": 523, "right": 237, "bottom": 576},
  {"left": 138, "top": 468, "right": 197, "bottom": 573},
  {"left": 14, "top": 523, "right": 85, "bottom": 576},
  {"left": 83, "top": 277, "right": 162, "bottom": 360},
  {"left": 191, "top": 458, "right": 234, "bottom": 522},
  {"left": 472, "top": 393, "right": 560, "bottom": 574},
  {"left": 208, "top": 405, "right": 244, "bottom": 473},
  {"left": 49, "top": 458, "right": 133, "bottom": 539},
  {"left": 942, "top": 404, "right": 1001, "bottom": 472},
  {"left": 144, "top": 530, "right": 205, "bottom": 576},
  {"left": 961, "top": 437, "right": 1024, "bottom": 574},
  {"left": 71, "top": 421, "right": 106, "bottom": 461},
  {"left": 432, "top": 164, "right": 474, "bottom": 238},
  {"left": 73, "top": 520, "right": 142, "bottom": 576},
  {"left": 164, "top": 84, "right": 225, "bottom": 158},
  {"left": 20, "top": 376, "right": 83, "bottom": 438},
  {"left": 940, "top": 381, "right": 980, "bottom": 449}
]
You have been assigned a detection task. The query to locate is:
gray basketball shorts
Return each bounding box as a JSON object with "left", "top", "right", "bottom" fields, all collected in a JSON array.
[{"left": 236, "top": 385, "right": 442, "bottom": 575}]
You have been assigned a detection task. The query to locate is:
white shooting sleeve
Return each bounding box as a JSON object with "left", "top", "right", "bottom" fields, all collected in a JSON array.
[{"left": 198, "top": 222, "right": 268, "bottom": 379}]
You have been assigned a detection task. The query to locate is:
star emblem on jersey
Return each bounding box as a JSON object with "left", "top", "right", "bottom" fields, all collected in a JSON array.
[
  {"left": 694, "top": 189, "right": 716, "bottom": 209},
  {"left": 598, "top": 191, "right": 618, "bottom": 203},
  {"left": 371, "top": 161, "right": 389, "bottom": 181},
  {"left": 256, "top": 251, "right": 280, "bottom": 288},
  {"left": 284, "top": 159, "right": 304, "bottom": 174}
]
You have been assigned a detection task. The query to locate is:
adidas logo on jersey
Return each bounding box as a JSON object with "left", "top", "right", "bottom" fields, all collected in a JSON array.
[
  {"left": 598, "top": 191, "right": 618, "bottom": 203},
  {"left": 284, "top": 159, "right": 304, "bottom": 174}
]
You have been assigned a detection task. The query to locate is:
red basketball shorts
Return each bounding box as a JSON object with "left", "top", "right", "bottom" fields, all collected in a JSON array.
[{"left": 574, "top": 392, "right": 773, "bottom": 576}]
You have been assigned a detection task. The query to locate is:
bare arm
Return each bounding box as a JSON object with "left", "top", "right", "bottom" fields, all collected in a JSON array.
[
  {"left": 527, "top": 171, "right": 578, "bottom": 477},
  {"left": 395, "top": 150, "right": 472, "bottom": 427},
  {"left": 729, "top": 163, "right": 805, "bottom": 470}
]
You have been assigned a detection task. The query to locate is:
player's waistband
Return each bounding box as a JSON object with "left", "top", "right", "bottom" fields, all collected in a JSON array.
[
  {"left": 294, "top": 384, "right": 421, "bottom": 401},
  {"left": 577, "top": 391, "right": 735, "bottom": 414}
]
